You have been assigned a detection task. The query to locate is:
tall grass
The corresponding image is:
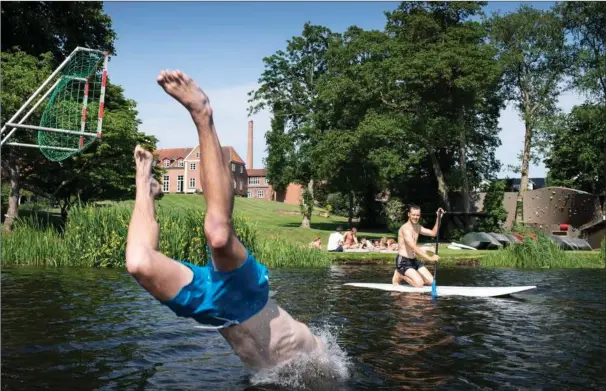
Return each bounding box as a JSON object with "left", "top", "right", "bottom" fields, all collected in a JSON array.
[
  {"left": 601, "top": 237, "right": 606, "bottom": 263},
  {"left": 254, "top": 238, "right": 331, "bottom": 268},
  {"left": 1, "top": 215, "right": 68, "bottom": 266},
  {"left": 482, "top": 232, "right": 604, "bottom": 268},
  {"left": 2, "top": 203, "right": 328, "bottom": 268}
]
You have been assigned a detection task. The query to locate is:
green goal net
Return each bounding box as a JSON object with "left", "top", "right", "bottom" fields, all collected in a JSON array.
[{"left": 37, "top": 49, "right": 108, "bottom": 161}]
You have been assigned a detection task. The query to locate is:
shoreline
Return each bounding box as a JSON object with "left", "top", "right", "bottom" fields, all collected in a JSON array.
[
  {"left": 3, "top": 252, "right": 603, "bottom": 269},
  {"left": 327, "top": 249, "right": 604, "bottom": 268}
]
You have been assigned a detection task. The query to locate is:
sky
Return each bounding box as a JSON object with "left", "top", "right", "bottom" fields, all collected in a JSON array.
[{"left": 103, "top": 1, "right": 583, "bottom": 178}]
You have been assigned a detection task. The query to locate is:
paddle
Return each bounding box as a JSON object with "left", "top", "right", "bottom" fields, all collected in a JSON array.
[{"left": 431, "top": 210, "right": 444, "bottom": 299}]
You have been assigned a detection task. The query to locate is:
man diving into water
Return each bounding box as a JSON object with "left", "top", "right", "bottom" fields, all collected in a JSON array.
[
  {"left": 125, "top": 70, "right": 325, "bottom": 372},
  {"left": 392, "top": 205, "right": 444, "bottom": 288}
]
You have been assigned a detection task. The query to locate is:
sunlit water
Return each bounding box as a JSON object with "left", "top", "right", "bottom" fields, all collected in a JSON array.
[{"left": 2, "top": 265, "right": 605, "bottom": 390}]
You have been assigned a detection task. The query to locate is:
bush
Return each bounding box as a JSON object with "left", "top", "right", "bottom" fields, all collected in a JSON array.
[
  {"left": 326, "top": 193, "right": 350, "bottom": 216},
  {"left": 384, "top": 197, "right": 406, "bottom": 232},
  {"left": 476, "top": 179, "right": 508, "bottom": 232},
  {"left": 482, "top": 232, "right": 587, "bottom": 268}
]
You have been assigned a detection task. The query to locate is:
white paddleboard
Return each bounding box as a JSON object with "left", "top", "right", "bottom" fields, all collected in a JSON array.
[{"left": 344, "top": 283, "right": 536, "bottom": 297}]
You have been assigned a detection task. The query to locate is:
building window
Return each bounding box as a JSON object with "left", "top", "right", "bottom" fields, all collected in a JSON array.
[
  {"left": 189, "top": 177, "right": 196, "bottom": 189},
  {"left": 196, "top": 152, "right": 199, "bottom": 158},
  {"left": 164, "top": 159, "right": 171, "bottom": 168},
  {"left": 163, "top": 175, "right": 170, "bottom": 193},
  {"left": 233, "top": 180, "right": 236, "bottom": 189},
  {"left": 248, "top": 176, "right": 260, "bottom": 185},
  {"left": 247, "top": 191, "right": 252, "bottom": 198},
  {"left": 177, "top": 175, "right": 184, "bottom": 192},
  {"left": 231, "top": 163, "right": 236, "bottom": 172},
  {"left": 257, "top": 190, "right": 264, "bottom": 199},
  {"left": 240, "top": 166, "right": 243, "bottom": 174},
  {"left": 177, "top": 159, "right": 184, "bottom": 167},
  {"left": 239, "top": 180, "right": 243, "bottom": 190},
  {"left": 190, "top": 162, "right": 196, "bottom": 171}
]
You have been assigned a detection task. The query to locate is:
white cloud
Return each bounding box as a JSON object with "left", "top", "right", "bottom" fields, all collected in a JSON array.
[{"left": 139, "top": 81, "right": 585, "bottom": 180}]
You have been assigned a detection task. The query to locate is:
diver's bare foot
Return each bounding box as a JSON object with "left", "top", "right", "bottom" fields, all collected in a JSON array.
[
  {"left": 134, "top": 145, "right": 163, "bottom": 199},
  {"left": 156, "top": 70, "right": 211, "bottom": 116}
]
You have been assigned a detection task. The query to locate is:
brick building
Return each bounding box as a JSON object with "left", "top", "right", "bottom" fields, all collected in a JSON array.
[
  {"left": 153, "top": 145, "right": 247, "bottom": 197},
  {"left": 245, "top": 120, "right": 302, "bottom": 204},
  {"left": 153, "top": 120, "right": 302, "bottom": 203},
  {"left": 247, "top": 168, "right": 273, "bottom": 200}
]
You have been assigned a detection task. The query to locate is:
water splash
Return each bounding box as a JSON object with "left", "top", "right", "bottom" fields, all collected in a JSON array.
[{"left": 249, "top": 325, "right": 352, "bottom": 390}]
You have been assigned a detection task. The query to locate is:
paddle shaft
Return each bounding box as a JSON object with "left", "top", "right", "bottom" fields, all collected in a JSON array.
[{"left": 432, "top": 212, "right": 443, "bottom": 279}]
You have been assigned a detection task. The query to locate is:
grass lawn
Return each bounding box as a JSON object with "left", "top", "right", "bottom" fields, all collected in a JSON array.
[{"left": 155, "top": 194, "right": 394, "bottom": 246}]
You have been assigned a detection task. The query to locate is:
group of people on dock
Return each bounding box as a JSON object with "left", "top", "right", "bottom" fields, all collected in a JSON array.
[{"left": 309, "top": 227, "right": 399, "bottom": 252}]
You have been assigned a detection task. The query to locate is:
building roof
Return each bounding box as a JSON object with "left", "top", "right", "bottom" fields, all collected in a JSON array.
[
  {"left": 222, "top": 146, "right": 245, "bottom": 165},
  {"left": 154, "top": 146, "right": 246, "bottom": 166},
  {"left": 248, "top": 168, "right": 266, "bottom": 177},
  {"left": 154, "top": 148, "right": 192, "bottom": 167}
]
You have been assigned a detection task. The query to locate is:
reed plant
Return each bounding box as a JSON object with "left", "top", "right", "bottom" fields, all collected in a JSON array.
[
  {"left": 253, "top": 237, "right": 331, "bottom": 268},
  {"left": 482, "top": 232, "right": 602, "bottom": 268},
  {"left": 2, "top": 203, "right": 328, "bottom": 269},
  {"left": 1, "top": 215, "right": 68, "bottom": 266}
]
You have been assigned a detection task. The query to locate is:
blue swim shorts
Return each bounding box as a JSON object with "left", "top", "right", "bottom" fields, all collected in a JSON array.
[{"left": 161, "top": 250, "right": 270, "bottom": 329}]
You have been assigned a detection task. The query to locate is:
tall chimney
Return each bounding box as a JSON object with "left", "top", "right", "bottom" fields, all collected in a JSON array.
[{"left": 247, "top": 120, "right": 253, "bottom": 169}]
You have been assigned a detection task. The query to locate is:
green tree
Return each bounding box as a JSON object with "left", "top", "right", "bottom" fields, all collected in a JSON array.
[
  {"left": 383, "top": 2, "right": 502, "bottom": 213},
  {"left": 312, "top": 26, "right": 419, "bottom": 226},
  {"left": 248, "top": 23, "right": 338, "bottom": 228},
  {"left": 544, "top": 104, "right": 605, "bottom": 195},
  {"left": 487, "top": 5, "right": 570, "bottom": 221},
  {"left": 1, "top": 1, "right": 116, "bottom": 64},
  {"left": 556, "top": 2, "right": 606, "bottom": 103},
  {"left": 262, "top": 103, "right": 295, "bottom": 193},
  {"left": 0, "top": 51, "right": 55, "bottom": 231},
  {"left": 308, "top": 3, "right": 505, "bottom": 228}
]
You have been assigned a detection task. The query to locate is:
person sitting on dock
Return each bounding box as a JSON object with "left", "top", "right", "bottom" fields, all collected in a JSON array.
[
  {"left": 327, "top": 226, "right": 345, "bottom": 252},
  {"left": 342, "top": 227, "right": 358, "bottom": 249},
  {"left": 309, "top": 236, "right": 322, "bottom": 250},
  {"left": 125, "top": 69, "right": 326, "bottom": 372},
  {"left": 359, "top": 238, "right": 374, "bottom": 250},
  {"left": 392, "top": 205, "right": 444, "bottom": 288}
]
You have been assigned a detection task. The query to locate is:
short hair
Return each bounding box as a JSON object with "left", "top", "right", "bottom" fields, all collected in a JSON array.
[
  {"left": 336, "top": 225, "right": 343, "bottom": 232},
  {"left": 408, "top": 204, "right": 421, "bottom": 212}
]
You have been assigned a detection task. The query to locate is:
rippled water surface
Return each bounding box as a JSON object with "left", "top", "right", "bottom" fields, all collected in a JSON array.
[{"left": 2, "top": 265, "right": 605, "bottom": 390}]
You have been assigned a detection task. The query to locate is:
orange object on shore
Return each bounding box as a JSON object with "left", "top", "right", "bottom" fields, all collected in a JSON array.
[{"left": 511, "top": 233, "right": 524, "bottom": 242}]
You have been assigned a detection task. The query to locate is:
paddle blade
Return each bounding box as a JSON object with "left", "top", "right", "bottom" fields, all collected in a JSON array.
[{"left": 431, "top": 281, "right": 437, "bottom": 298}]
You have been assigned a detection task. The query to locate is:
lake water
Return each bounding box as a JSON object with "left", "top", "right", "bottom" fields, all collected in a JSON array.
[{"left": 2, "top": 265, "right": 605, "bottom": 391}]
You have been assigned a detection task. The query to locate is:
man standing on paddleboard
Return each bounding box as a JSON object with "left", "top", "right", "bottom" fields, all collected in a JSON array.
[{"left": 392, "top": 205, "right": 444, "bottom": 287}]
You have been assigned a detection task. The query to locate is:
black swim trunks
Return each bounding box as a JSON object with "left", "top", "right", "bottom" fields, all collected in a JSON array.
[{"left": 395, "top": 254, "right": 424, "bottom": 275}]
